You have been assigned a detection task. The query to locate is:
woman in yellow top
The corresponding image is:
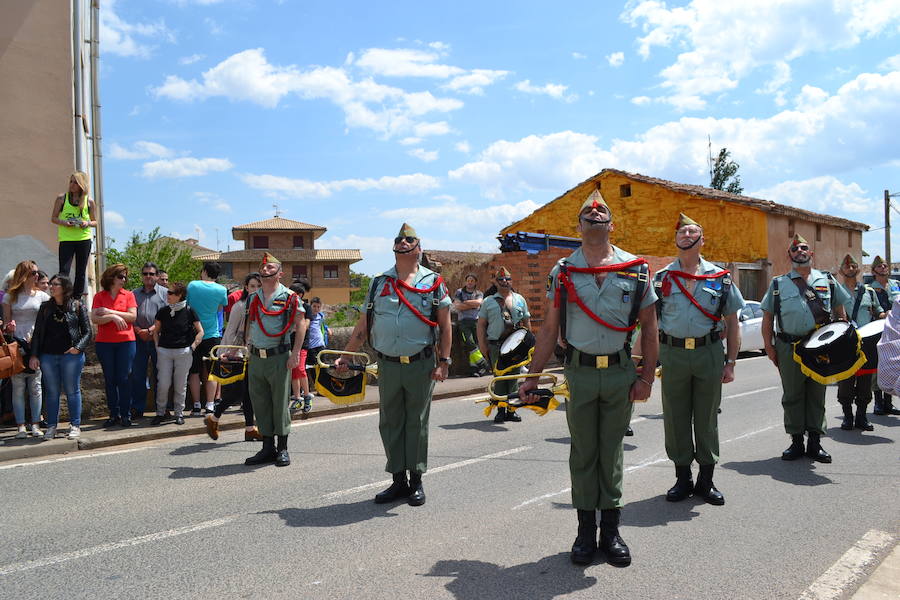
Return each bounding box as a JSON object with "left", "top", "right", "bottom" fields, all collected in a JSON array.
[{"left": 51, "top": 172, "right": 97, "bottom": 298}]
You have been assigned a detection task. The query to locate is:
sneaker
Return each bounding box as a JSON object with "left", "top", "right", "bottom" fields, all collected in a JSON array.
[
  {"left": 204, "top": 402, "right": 215, "bottom": 414},
  {"left": 30, "top": 424, "right": 43, "bottom": 437},
  {"left": 289, "top": 396, "right": 302, "bottom": 412},
  {"left": 15, "top": 425, "right": 27, "bottom": 439},
  {"left": 67, "top": 426, "right": 81, "bottom": 439},
  {"left": 175, "top": 415, "right": 185, "bottom": 425},
  {"left": 190, "top": 405, "right": 202, "bottom": 417},
  {"left": 302, "top": 395, "right": 312, "bottom": 415},
  {"left": 43, "top": 426, "right": 57, "bottom": 441},
  {"left": 150, "top": 415, "right": 165, "bottom": 426}
]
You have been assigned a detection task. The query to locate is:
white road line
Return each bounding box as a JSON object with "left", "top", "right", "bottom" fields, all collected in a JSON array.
[
  {"left": 725, "top": 386, "right": 779, "bottom": 399},
  {"left": 799, "top": 530, "right": 895, "bottom": 600},
  {"left": 323, "top": 445, "right": 531, "bottom": 500},
  {"left": 0, "top": 515, "right": 237, "bottom": 576},
  {"left": 0, "top": 446, "right": 149, "bottom": 470},
  {"left": 512, "top": 422, "right": 782, "bottom": 510}
]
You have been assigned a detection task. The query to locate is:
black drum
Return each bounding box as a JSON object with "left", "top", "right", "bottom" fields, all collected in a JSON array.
[
  {"left": 793, "top": 321, "right": 866, "bottom": 385},
  {"left": 495, "top": 328, "right": 535, "bottom": 375},
  {"left": 856, "top": 319, "right": 885, "bottom": 375}
]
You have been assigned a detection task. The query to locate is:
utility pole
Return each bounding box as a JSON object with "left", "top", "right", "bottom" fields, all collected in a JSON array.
[{"left": 886, "top": 190, "right": 891, "bottom": 270}]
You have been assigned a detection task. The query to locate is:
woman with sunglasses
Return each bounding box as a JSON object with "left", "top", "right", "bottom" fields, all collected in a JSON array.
[
  {"left": 2, "top": 260, "right": 51, "bottom": 438},
  {"left": 91, "top": 264, "right": 137, "bottom": 427},
  {"left": 29, "top": 274, "right": 92, "bottom": 440},
  {"left": 152, "top": 282, "right": 203, "bottom": 425}
]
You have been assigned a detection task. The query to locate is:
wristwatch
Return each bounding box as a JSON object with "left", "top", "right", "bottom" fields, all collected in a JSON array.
[
  {"left": 439, "top": 356, "right": 452, "bottom": 365},
  {"left": 725, "top": 359, "right": 736, "bottom": 365}
]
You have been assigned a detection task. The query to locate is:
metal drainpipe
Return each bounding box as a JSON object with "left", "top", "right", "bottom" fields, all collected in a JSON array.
[
  {"left": 73, "top": 0, "right": 85, "bottom": 170},
  {"left": 90, "top": 0, "right": 106, "bottom": 273}
]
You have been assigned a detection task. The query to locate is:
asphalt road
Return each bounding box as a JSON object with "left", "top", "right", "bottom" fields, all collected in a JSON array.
[{"left": 1, "top": 354, "right": 898, "bottom": 600}]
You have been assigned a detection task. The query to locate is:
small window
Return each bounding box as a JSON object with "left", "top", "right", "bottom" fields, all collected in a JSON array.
[
  {"left": 816, "top": 224, "right": 822, "bottom": 242},
  {"left": 847, "top": 230, "right": 852, "bottom": 248},
  {"left": 788, "top": 219, "right": 795, "bottom": 238},
  {"left": 324, "top": 265, "right": 338, "bottom": 279},
  {"left": 293, "top": 235, "right": 304, "bottom": 249},
  {"left": 252, "top": 235, "right": 269, "bottom": 249},
  {"left": 619, "top": 184, "right": 631, "bottom": 198},
  {"left": 292, "top": 265, "right": 307, "bottom": 279}
]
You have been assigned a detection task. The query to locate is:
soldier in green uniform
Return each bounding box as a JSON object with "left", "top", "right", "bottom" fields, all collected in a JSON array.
[
  {"left": 244, "top": 253, "right": 308, "bottom": 467},
  {"left": 338, "top": 224, "right": 452, "bottom": 507},
  {"left": 654, "top": 213, "right": 744, "bottom": 506},
  {"left": 868, "top": 256, "right": 900, "bottom": 416},
  {"left": 836, "top": 254, "right": 879, "bottom": 430},
  {"left": 761, "top": 235, "right": 850, "bottom": 463},
  {"left": 477, "top": 266, "right": 531, "bottom": 424},
  {"left": 520, "top": 189, "right": 658, "bottom": 567}
]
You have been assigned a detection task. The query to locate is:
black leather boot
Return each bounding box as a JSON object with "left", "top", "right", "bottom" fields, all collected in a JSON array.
[
  {"left": 275, "top": 435, "right": 290, "bottom": 467},
  {"left": 374, "top": 472, "right": 411, "bottom": 504},
  {"left": 885, "top": 395, "right": 900, "bottom": 415},
  {"left": 494, "top": 406, "right": 507, "bottom": 423},
  {"left": 781, "top": 434, "right": 805, "bottom": 460},
  {"left": 694, "top": 464, "right": 725, "bottom": 505},
  {"left": 854, "top": 405, "right": 874, "bottom": 431},
  {"left": 665, "top": 465, "right": 694, "bottom": 502},
  {"left": 806, "top": 432, "right": 832, "bottom": 463},
  {"left": 408, "top": 471, "right": 426, "bottom": 506},
  {"left": 624, "top": 425, "right": 634, "bottom": 437},
  {"left": 504, "top": 408, "right": 522, "bottom": 422},
  {"left": 245, "top": 436, "right": 277, "bottom": 465},
  {"left": 840, "top": 404, "right": 854, "bottom": 430},
  {"left": 873, "top": 391, "right": 886, "bottom": 415},
  {"left": 570, "top": 509, "right": 597, "bottom": 565},
  {"left": 599, "top": 509, "right": 631, "bottom": 567}
]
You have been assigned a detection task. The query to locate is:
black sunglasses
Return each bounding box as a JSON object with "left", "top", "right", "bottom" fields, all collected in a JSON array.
[
  {"left": 115, "top": 273, "right": 127, "bottom": 280},
  {"left": 496, "top": 277, "right": 511, "bottom": 282},
  {"left": 142, "top": 272, "right": 157, "bottom": 276},
  {"left": 166, "top": 290, "right": 178, "bottom": 295},
  {"left": 394, "top": 236, "right": 417, "bottom": 244}
]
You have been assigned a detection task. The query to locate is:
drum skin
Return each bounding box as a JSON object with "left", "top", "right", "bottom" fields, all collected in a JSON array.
[
  {"left": 495, "top": 328, "right": 535, "bottom": 375},
  {"left": 792, "top": 321, "right": 867, "bottom": 385},
  {"left": 856, "top": 319, "right": 886, "bottom": 375}
]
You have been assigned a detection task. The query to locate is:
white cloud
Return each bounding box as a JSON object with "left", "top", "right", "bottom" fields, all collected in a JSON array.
[
  {"left": 515, "top": 79, "right": 570, "bottom": 100},
  {"left": 380, "top": 198, "right": 541, "bottom": 231},
  {"left": 622, "top": 0, "right": 900, "bottom": 110},
  {"left": 455, "top": 141, "right": 471, "bottom": 153},
  {"left": 142, "top": 157, "right": 233, "bottom": 178},
  {"left": 880, "top": 54, "right": 900, "bottom": 72},
  {"left": 241, "top": 172, "right": 441, "bottom": 198},
  {"left": 408, "top": 148, "right": 439, "bottom": 162},
  {"left": 399, "top": 137, "right": 423, "bottom": 146},
  {"left": 757, "top": 61, "right": 792, "bottom": 106},
  {"left": 354, "top": 48, "right": 464, "bottom": 78},
  {"left": 751, "top": 176, "right": 875, "bottom": 215},
  {"left": 179, "top": 54, "right": 206, "bottom": 65},
  {"left": 572, "top": 52, "right": 587, "bottom": 60},
  {"left": 443, "top": 69, "right": 509, "bottom": 95},
  {"left": 105, "top": 210, "right": 126, "bottom": 227},
  {"left": 631, "top": 96, "right": 652, "bottom": 106},
  {"left": 153, "top": 48, "right": 461, "bottom": 139},
  {"left": 100, "top": 0, "right": 172, "bottom": 58},
  {"left": 606, "top": 52, "right": 625, "bottom": 67},
  {"left": 194, "top": 192, "right": 233, "bottom": 213},
  {"left": 110, "top": 141, "right": 175, "bottom": 160}
]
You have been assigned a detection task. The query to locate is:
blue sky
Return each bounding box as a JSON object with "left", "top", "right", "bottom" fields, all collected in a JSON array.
[{"left": 101, "top": 0, "right": 900, "bottom": 275}]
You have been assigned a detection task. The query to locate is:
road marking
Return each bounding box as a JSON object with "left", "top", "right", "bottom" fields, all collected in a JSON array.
[
  {"left": 799, "top": 530, "right": 894, "bottom": 600},
  {"left": 512, "top": 423, "right": 781, "bottom": 510},
  {"left": 725, "top": 386, "right": 779, "bottom": 399},
  {"left": 323, "top": 445, "right": 531, "bottom": 500},
  {"left": 0, "top": 446, "right": 149, "bottom": 470},
  {"left": 0, "top": 515, "right": 237, "bottom": 576}
]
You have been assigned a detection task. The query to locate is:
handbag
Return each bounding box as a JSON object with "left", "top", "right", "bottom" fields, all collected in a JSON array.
[{"left": 0, "top": 335, "right": 25, "bottom": 379}]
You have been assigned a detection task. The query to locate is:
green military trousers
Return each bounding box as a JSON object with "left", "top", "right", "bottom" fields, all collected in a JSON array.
[
  {"left": 775, "top": 339, "right": 827, "bottom": 435},
  {"left": 488, "top": 341, "right": 520, "bottom": 412},
  {"left": 377, "top": 356, "right": 436, "bottom": 474},
  {"left": 660, "top": 340, "right": 725, "bottom": 466},
  {"left": 564, "top": 349, "right": 636, "bottom": 510},
  {"left": 248, "top": 353, "right": 292, "bottom": 437}
]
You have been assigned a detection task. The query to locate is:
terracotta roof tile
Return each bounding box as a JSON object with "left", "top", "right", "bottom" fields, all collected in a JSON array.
[
  {"left": 232, "top": 217, "right": 326, "bottom": 231},
  {"left": 192, "top": 248, "right": 362, "bottom": 263}
]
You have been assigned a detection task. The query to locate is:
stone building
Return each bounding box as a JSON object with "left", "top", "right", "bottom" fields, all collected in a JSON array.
[{"left": 193, "top": 216, "right": 362, "bottom": 304}]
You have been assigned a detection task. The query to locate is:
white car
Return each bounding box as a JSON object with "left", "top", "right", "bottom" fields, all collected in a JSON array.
[{"left": 738, "top": 300, "right": 765, "bottom": 353}]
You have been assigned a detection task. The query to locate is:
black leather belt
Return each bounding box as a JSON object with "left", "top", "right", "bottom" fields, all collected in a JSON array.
[
  {"left": 377, "top": 346, "right": 434, "bottom": 364},
  {"left": 565, "top": 347, "right": 622, "bottom": 368},
  {"left": 776, "top": 332, "right": 804, "bottom": 343},
  {"left": 659, "top": 332, "right": 720, "bottom": 349},
  {"left": 250, "top": 344, "right": 292, "bottom": 358}
]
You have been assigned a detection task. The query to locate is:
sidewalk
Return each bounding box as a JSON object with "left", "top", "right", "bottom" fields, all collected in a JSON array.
[{"left": 0, "top": 373, "right": 498, "bottom": 463}]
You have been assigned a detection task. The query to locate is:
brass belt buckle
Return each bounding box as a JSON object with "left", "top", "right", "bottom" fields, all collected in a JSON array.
[
  {"left": 685, "top": 338, "right": 695, "bottom": 350},
  {"left": 596, "top": 355, "right": 609, "bottom": 369},
  {"left": 400, "top": 355, "right": 410, "bottom": 364},
  {"left": 259, "top": 348, "right": 268, "bottom": 359}
]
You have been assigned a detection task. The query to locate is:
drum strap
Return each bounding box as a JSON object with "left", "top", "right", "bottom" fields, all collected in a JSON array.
[
  {"left": 791, "top": 276, "right": 831, "bottom": 325},
  {"left": 365, "top": 275, "right": 386, "bottom": 346},
  {"left": 874, "top": 283, "right": 893, "bottom": 312},
  {"left": 850, "top": 283, "right": 877, "bottom": 323},
  {"left": 493, "top": 295, "right": 518, "bottom": 342}
]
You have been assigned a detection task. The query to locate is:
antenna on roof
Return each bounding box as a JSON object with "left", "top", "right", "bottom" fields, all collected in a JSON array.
[
  {"left": 273, "top": 203, "right": 282, "bottom": 218},
  {"left": 707, "top": 134, "right": 713, "bottom": 185}
]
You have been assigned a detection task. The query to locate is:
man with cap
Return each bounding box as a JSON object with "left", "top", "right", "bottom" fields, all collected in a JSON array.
[
  {"left": 868, "top": 256, "right": 900, "bottom": 416},
  {"left": 836, "top": 254, "right": 879, "bottom": 430},
  {"left": 337, "top": 224, "right": 452, "bottom": 506},
  {"left": 476, "top": 266, "right": 531, "bottom": 423},
  {"left": 653, "top": 213, "right": 744, "bottom": 506},
  {"left": 243, "top": 252, "right": 308, "bottom": 467},
  {"left": 519, "top": 188, "right": 658, "bottom": 567},
  {"left": 760, "top": 235, "right": 851, "bottom": 463}
]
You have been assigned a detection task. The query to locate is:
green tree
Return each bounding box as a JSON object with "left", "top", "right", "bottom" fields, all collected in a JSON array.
[
  {"left": 710, "top": 147, "right": 744, "bottom": 195},
  {"left": 349, "top": 270, "right": 372, "bottom": 305},
  {"left": 105, "top": 228, "right": 200, "bottom": 289}
]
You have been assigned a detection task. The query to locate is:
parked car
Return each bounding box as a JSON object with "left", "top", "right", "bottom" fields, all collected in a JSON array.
[{"left": 739, "top": 300, "right": 765, "bottom": 353}]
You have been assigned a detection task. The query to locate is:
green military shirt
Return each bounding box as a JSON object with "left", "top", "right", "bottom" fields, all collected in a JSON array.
[
  {"left": 369, "top": 265, "right": 451, "bottom": 357},
  {"left": 478, "top": 292, "right": 530, "bottom": 341},
  {"left": 655, "top": 257, "right": 745, "bottom": 339},
  {"left": 870, "top": 278, "right": 900, "bottom": 313},
  {"left": 760, "top": 268, "right": 851, "bottom": 337},
  {"left": 840, "top": 282, "right": 879, "bottom": 327},
  {"left": 547, "top": 246, "right": 657, "bottom": 355},
  {"left": 247, "top": 283, "right": 303, "bottom": 349}
]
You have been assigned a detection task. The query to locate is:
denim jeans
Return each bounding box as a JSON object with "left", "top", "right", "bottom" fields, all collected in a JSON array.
[
  {"left": 40, "top": 352, "right": 85, "bottom": 427},
  {"left": 130, "top": 338, "right": 158, "bottom": 415},
  {"left": 95, "top": 341, "right": 136, "bottom": 420},
  {"left": 11, "top": 370, "right": 42, "bottom": 425}
]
